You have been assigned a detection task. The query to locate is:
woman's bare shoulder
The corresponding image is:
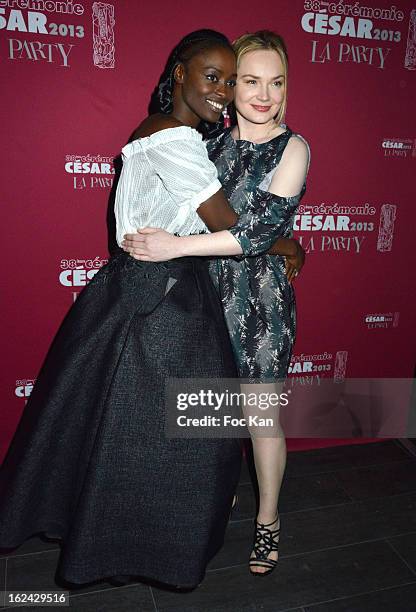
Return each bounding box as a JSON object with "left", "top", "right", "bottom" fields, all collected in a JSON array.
[
  {"left": 283, "top": 133, "right": 310, "bottom": 168},
  {"left": 287, "top": 133, "right": 309, "bottom": 155},
  {"left": 131, "top": 114, "right": 183, "bottom": 140}
]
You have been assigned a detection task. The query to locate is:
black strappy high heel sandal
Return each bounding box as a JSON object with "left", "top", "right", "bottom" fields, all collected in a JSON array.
[{"left": 249, "top": 515, "right": 280, "bottom": 576}]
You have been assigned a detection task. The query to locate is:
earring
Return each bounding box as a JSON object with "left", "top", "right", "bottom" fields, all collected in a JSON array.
[
  {"left": 222, "top": 107, "right": 231, "bottom": 128},
  {"left": 173, "top": 65, "right": 183, "bottom": 83}
]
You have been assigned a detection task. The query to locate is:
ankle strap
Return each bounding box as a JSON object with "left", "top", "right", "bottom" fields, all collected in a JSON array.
[{"left": 256, "top": 515, "right": 279, "bottom": 528}]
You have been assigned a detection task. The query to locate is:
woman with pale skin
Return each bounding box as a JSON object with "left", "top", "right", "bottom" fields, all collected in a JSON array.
[{"left": 123, "top": 31, "right": 310, "bottom": 576}]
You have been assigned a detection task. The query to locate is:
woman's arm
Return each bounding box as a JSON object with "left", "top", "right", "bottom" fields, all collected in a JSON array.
[
  {"left": 123, "top": 196, "right": 301, "bottom": 258},
  {"left": 129, "top": 226, "right": 242, "bottom": 260},
  {"left": 226, "top": 136, "right": 309, "bottom": 257},
  {"left": 125, "top": 136, "right": 309, "bottom": 261},
  {"left": 198, "top": 198, "right": 300, "bottom": 258}
]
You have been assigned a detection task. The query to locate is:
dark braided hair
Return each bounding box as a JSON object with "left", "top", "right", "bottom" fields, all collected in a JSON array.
[{"left": 148, "top": 29, "right": 234, "bottom": 137}]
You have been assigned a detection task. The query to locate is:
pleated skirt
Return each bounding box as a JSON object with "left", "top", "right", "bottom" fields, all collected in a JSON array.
[{"left": 0, "top": 252, "right": 242, "bottom": 588}]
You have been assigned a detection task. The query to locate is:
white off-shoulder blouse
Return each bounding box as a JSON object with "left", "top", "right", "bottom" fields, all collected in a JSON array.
[{"left": 114, "top": 126, "right": 221, "bottom": 246}]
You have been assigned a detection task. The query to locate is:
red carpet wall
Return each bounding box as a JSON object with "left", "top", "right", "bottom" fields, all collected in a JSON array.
[{"left": 1, "top": 0, "right": 415, "bottom": 461}]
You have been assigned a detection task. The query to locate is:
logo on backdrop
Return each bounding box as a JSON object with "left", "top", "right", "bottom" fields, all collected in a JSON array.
[
  {"left": 64, "top": 153, "right": 115, "bottom": 189},
  {"left": 294, "top": 202, "right": 397, "bottom": 253},
  {"left": 59, "top": 256, "right": 108, "bottom": 301},
  {"left": 289, "top": 350, "right": 348, "bottom": 383},
  {"left": 92, "top": 2, "right": 115, "bottom": 68},
  {"left": 381, "top": 138, "right": 416, "bottom": 158},
  {"left": 0, "top": 1, "right": 115, "bottom": 68},
  {"left": 404, "top": 9, "right": 416, "bottom": 69},
  {"left": 15, "top": 378, "right": 35, "bottom": 399},
  {"left": 364, "top": 312, "right": 400, "bottom": 328},
  {"left": 301, "top": 0, "right": 408, "bottom": 69},
  {"left": 376, "top": 204, "right": 396, "bottom": 251},
  {"left": 59, "top": 257, "right": 108, "bottom": 286}
]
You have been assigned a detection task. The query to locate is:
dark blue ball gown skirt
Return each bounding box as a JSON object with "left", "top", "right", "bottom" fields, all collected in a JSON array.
[{"left": 0, "top": 252, "right": 241, "bottom": 588}]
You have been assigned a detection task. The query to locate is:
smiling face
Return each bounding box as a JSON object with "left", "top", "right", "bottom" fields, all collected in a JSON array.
[
  {"left": 234, "top": 49, "right": 286, "bottom": 126},
  {"left": 174, "top": 45, "right": 237, "bottom": 125}
]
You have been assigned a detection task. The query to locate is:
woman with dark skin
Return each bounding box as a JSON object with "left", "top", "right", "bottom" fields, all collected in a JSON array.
[
  {"left": 123, "top": 31, "right": 309, "bottom": 578},
  {"left": 0, "top": 30, "right": 270, "bottom": 590}
]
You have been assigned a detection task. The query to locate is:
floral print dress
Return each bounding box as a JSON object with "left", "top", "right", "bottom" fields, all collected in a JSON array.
[{"left": 207, "top": 126, "right": 306, "bottom": 381}]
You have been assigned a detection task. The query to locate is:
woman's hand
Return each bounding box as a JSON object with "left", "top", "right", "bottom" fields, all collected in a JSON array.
[
  {"left": 121, "top": 228, "right": 183, "bottom": 262},
  {"left": 285, "top": 240, "right": 305, "bottom": 283}
]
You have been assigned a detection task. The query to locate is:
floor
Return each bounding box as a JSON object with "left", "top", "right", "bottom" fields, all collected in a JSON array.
[{"left": 1, "top": 439, "right": 416, "bottom": 611}]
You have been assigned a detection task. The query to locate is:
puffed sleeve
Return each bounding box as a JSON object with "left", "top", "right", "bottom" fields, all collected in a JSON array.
[{"left": 144, "top": 129, "right": 222, "bottom": 210}]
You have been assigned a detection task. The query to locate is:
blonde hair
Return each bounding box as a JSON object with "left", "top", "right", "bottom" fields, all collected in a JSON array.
[{"left": 233, "top": 30, "right": 289, "bottom": 125}]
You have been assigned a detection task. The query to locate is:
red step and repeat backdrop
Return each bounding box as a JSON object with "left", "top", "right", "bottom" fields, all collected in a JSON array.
[{"left": 1, "top": 0, "right": 415, "bottom": 460}]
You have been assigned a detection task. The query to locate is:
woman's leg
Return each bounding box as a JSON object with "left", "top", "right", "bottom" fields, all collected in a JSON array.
[
  {"left": 250, "top": 435, "right": 286, "bottom": 572},
  {"left": 241, "top": 383, "right": 286, "bottom": 574}
]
